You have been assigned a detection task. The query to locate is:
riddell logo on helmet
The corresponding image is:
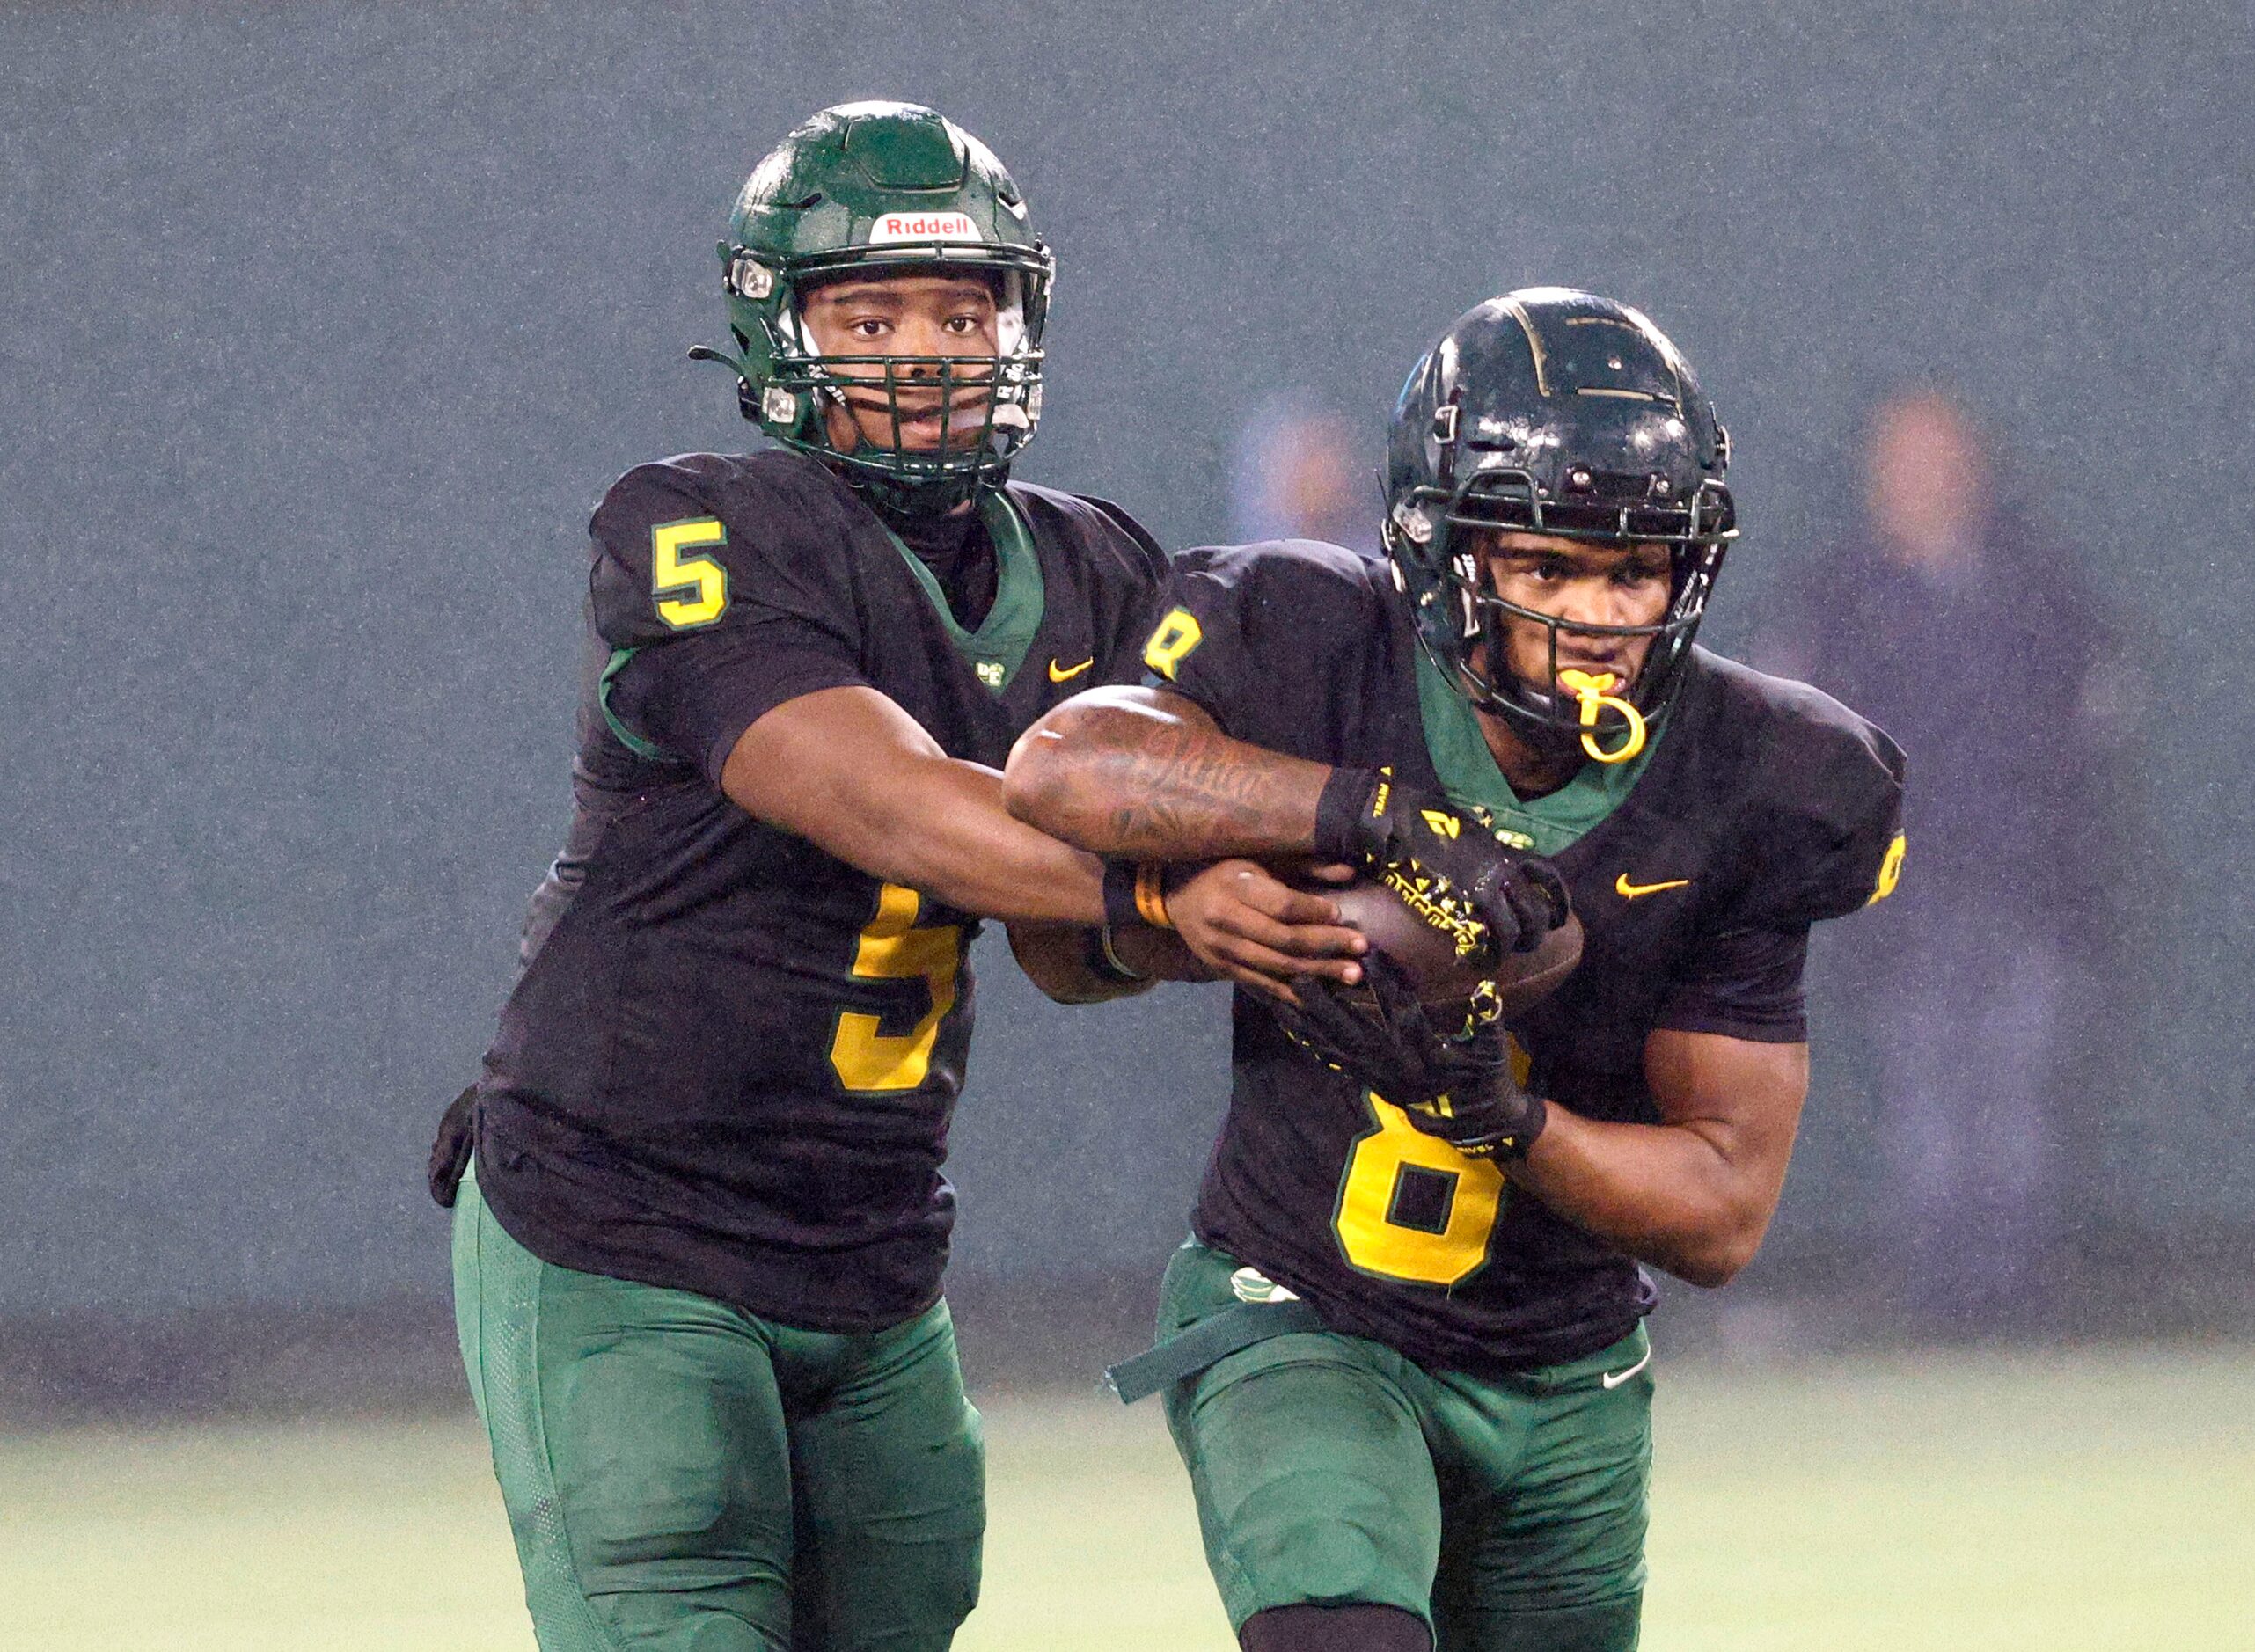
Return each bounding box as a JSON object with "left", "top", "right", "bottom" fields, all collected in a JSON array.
[{"left": 868, "top": 211, "right": 983, "bottom": 245}]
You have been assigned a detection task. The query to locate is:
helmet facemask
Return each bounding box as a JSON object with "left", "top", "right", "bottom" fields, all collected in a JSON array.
[
  {"left": 1391, "top": 456, "right": 1735, "bottom": 763},
  {"left": 744, "top": 254, "right": 1049, "bottom": 516}
]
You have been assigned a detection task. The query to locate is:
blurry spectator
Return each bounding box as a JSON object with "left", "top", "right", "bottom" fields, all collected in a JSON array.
[
  {"left": 1771, "top": 388, "right": 2138, "bottom": 1329},
  {"left": 1230, "top": 392, "right": 1380, "bottom": 552}
]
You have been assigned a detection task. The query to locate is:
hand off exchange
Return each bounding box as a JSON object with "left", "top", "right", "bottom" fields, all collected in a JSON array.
[
  {"left": 1159, "top": 859, "right": 1368, "bottom": 1005},
  {"left": 1319, "top": 771, "right": 1570, "bottom": 961}
]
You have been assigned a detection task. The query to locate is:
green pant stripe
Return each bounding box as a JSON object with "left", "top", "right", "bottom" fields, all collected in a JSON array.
[{"left": 454, "top": 1166, "right": 632, "bottom": 1652}]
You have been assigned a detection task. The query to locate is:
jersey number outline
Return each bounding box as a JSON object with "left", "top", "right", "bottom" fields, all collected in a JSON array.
[
  {"left": 1866, "top": 830, "right": 1907, "bottom": 906},
  {"left": 1143, "top": 607, "right": 1203, "bottom": 680},
  {"left": 652, "top": 517, "right": 730, "bottom": 631},
  {"left": 829, "top": 883, "right": 963, "bottom": 1093},
  {"left": 1330, "top": 1035, "right": 1529, "bottom": 1286}
]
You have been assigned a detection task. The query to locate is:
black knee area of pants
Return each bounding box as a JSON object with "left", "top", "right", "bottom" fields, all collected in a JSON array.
[{"left": 1240, "top": 1603, "right": 1431, "bottom": 1652}]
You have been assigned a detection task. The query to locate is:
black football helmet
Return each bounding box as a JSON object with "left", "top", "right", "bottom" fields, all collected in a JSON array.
[{"left": 1381, "top": 288, "right": 1736, "bottom": 762}]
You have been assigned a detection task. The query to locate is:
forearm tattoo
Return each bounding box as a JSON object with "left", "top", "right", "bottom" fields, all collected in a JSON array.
[{"left": 1091, "top": 716, "right": 1322, "bottom": 859}]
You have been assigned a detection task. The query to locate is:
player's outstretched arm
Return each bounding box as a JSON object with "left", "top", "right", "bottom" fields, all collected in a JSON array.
[
  {"left": 1009, "top": 683, "right": 1570, "bottom": 962},
  {"left": 1512, "top": 1031, "right": 1810, "bottom": 1288},
  {"left": 723, "top": 684, "right": 1109, "bottom": 925},
  {"left": 723, "top": 685, "right": 1362, "bottom": 1004},
  {"left": 1004, "top": 685, "right": 1333, "bottom": 860},
  {"left": 1007, "top": 859, "right": 1365, "bottom": 1007}
]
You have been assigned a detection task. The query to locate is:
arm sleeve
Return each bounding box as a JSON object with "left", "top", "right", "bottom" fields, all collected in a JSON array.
[
  {"left": 609, "top": 614, "right": 868, "bottom": 787},
  {"left": 1652, "top": 925, "right": 1812, "bottom": 1042},
  {"left": 1080, "top": 493, "right": 1175, "bottom": 687},
  {"left": 1729, "top": 693, "right": 1908, "bottom": 929},
  {"left": 586, "top": 458, "right": 870, "bottom": 785}
]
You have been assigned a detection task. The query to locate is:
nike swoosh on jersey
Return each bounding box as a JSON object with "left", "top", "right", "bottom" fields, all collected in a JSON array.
[
  {"left": 1600, "top": 1348, "right": 1653, "bottom": 1389},
  {"left": 1614, "top": 874, "right": 1691, "bottom": 900},
  {"left": 1047, "top": 656, "right": 1095, "bottom": 683}
]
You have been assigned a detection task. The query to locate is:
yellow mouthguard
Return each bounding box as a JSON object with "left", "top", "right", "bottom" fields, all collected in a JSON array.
[{"left": 1556, "top": 669, "right": 1647, "bottom": 764}]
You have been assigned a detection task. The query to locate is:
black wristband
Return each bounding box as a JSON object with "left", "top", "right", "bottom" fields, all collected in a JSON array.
[
  {"left": 1102, "top": 859, "right": 1151, "bottom": 934},
  {"left": 1488, "top": 1093, "right": 1549, "bottom": 1160},
  {"left": 1524, "top": 1093, "right": 1549, "bottom": 1153},
  {"left": 1312, "top": 764, "right": 1385, "bottom": 861},
  {"left": 1442, "top": 1092, "right": 1549, "bottom": 1161}
]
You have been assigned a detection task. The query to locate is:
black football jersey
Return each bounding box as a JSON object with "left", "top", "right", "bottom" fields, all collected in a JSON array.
[
  {"left": 1146, "top": 540, "right": 1906, "bottom": 1375},
  {"left": 474, "top": 449, "right": 1166, "bottom": 1333}
]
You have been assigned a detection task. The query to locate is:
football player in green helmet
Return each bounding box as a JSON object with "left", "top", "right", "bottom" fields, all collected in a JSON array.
[
  {"left": 435, "top": 101, "right": 1364, "bottom": 1652},
  {"left": 1007, "top": 288, "right": 1905, "bottom": 1652},
  {"left": 693, "top": 101, "right": 1051, "bottom": 515}
]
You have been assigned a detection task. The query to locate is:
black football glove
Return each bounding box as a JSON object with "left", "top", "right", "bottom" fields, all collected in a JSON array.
[
  {"left": 1314, "top": 766, "right": 1570, "bottom": 961},
  {"left": 428, "top": 1084, "right": 478, "bottom": 1209},
  {"left": 1272, "top": 954, "right": 1548, "bottom": 1159}
]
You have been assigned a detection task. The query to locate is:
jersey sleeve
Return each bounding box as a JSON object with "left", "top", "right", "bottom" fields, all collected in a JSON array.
[
  {"left": 587, "top": 457, "right": 871, "bottom": 785},
  {"left": 1078, "top": 493, "right": 1174, "bottom": 685},
  {"left": 1652, "top": 925, "right": 1812, "bottom": 1042},
  {"left": 1136, "top": 540, "right": 1384, "bottom": 750},
  {"left": 1727, "top": 690, "right": 1908, "bottom": 931}
]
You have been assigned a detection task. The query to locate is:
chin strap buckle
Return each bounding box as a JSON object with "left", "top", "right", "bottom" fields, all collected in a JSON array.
[{"left": 1557, "top": 669, "right": 1647, "bottom": 764}]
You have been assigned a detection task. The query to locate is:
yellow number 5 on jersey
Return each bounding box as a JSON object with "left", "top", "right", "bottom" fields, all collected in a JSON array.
[
  {"left": 651, "top": 517, "right": 729, "bottom": 631},
  {"left": 830, "top": 884, "right": 963, "bottom": 1093}
]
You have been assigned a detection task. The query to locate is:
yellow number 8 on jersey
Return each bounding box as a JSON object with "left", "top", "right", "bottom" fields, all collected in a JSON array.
[
  {"left": 1866, "top": 830, "right": 1907, "bottom": 906},
  {"left": 1334, "top": 1095, "right": 1506, "bottom": 1286},
  {"left": 1332, "top": 1034, "right": 1530, "bottom": 1286}
]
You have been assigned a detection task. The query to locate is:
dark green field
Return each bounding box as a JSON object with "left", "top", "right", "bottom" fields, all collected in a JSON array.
[{"left": 4, "top": 1345, "right": 2246, "bottom": 1650}]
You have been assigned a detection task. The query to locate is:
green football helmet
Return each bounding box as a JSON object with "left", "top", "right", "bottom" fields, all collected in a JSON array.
[
  {"left": 692, "top": 101, "right": 1053, "bottom": 516},
  {"left": 1382, "top": 287, "right": 1737, "bottom": 764}
]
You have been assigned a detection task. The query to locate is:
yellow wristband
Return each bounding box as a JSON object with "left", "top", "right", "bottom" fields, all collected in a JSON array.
[{"left": 1133, "top": 862, "right": 1175, "bottom": 931}]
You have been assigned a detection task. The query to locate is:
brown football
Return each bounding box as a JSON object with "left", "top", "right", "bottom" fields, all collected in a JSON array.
[{"left": 1327, "top": 880, "right": 1584, "bottom": 1020}]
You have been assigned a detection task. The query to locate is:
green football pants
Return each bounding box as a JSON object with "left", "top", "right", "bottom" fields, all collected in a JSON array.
[
  {"left": 1158, "top": 1241, "right": 1651, "bottom": 1652},
  {"left": 452, "top": 1165, "right": 985, "bottom": 1652}
]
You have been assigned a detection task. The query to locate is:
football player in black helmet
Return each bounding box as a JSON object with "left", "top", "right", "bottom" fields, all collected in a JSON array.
[
  {"left": 436, "top": 102, "right": 1363, "bottom": 1652},
  {"left": 1382, "top": 287, "right": 1736, "bottom": 774},
  {"left": 1007, "top": 287, "right": 1905, "bottom": 1652}
]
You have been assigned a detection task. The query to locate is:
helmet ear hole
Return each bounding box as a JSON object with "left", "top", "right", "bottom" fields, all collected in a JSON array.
[{"left": 994, "top": 270, "right": 1028, "bottom": 354}]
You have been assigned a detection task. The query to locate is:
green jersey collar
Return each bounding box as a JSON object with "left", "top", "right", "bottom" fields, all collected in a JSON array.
[
  {"left": 881, "top": 489, "right": 1045, "bottom": 692},
  {"left": 1413, "top": 648, "right": 1663, "bottom": 857}
]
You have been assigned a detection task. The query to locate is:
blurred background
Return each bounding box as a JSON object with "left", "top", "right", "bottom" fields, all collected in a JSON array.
[{"left": 3, "top": 2, "right": 2251, "bottom": 1646}]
